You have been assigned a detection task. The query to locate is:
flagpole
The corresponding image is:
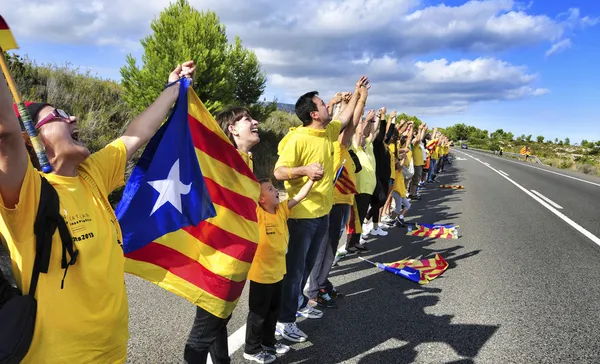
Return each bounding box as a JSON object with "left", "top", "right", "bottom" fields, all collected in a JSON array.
[{"left": 0, "top": 48, "right": 52, "bottom": 173}]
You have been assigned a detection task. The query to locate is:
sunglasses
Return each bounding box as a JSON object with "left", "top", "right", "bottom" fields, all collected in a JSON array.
[{"left": 35, "top": 108, "right": 74, "bottom": 129}]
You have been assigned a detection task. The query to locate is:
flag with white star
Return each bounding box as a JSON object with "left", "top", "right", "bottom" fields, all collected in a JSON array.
[
  {"left": 116, "top": 78, "right": 261, "bottom": 319},
  {"left": 116, "top": 79, "right": 217, "bottom": 254}
]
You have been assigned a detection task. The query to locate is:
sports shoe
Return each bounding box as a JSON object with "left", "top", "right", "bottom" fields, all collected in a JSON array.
[
  {"left": 315, "top": 289, "right": 338, "bottom": 309},
  {"left": 276, "top": 322, "right": 307, "bottom": 343},
  {"left": 297, "top": 305, "right": 323, "bottom": 319},
  {"left": 381, "top": 215, "right": 394, "bottom": 224},
  {"left": 243, "top": 351, "right": 276, "bottom": 363},
  {"left": 263, "top": 342, "right": 290, "bottom": 354},
  {"left": 354, "top": 242, "right": 369, "bottom": 251},
  {"left": 370, "top": 227, "right": 388, "bottom": 236},
  {"left": 395, "top": 216, "right": 406, "bottom": 227},
  {"left": 329, "top": 287, "right": 344, "bottom": 300},
  {"left": 378, "top": 223, "right": 390, "bottom": 230}
]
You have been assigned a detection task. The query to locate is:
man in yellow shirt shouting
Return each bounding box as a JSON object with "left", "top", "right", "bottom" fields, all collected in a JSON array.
[{"left": 273, "top": 76, "right": 370, "bottom": 343}]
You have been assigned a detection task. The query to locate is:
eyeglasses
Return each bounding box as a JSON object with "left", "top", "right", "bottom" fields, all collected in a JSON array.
[{"left": 35, "top": 108, "right": 74, "bottom": 129}]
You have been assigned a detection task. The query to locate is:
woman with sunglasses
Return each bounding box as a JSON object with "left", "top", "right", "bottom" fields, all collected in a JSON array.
[{"left": 0, "top": 61, "right": 195, "bottom": 363}]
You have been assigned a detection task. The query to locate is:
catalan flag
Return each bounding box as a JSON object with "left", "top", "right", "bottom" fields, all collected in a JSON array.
[
  {"left": 406, "top": 223, "right": 459, "bottom": 239},
  {"left": 440, "top": 184, "right": 464, "bottom": 189},
  {"left": 385, "top": 254, "right": 449, "bottom": 284},
  {"left": 426, "top": 139, "right": 439, "bottom": 151},
  {"left": 334, "top": 163, "right": 358, "bottom": 195},
  {"left": 116, "top": 78, "right": 260, "bottom": 319},
  {"left": 0, "top": 16, "right": 18, "bottom": 51},
  {"left": 345, "top": 198, "right": 362, "bottom": 235}
]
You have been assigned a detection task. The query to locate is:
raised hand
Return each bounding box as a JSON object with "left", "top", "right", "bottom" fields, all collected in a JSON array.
[
  {"left": 365, "top": 109, "right": 376, "bottom": 123},
  {"left": 342, "top": 92, "right": 352, "bottom": 103},
  {"left": 169, "top": 60, "right": 195, "bottom": 84}
]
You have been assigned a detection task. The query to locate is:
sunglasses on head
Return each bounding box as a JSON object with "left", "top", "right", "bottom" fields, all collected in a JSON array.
[{"left": 35, "top": 108, "right": 74, "bottom": 129}]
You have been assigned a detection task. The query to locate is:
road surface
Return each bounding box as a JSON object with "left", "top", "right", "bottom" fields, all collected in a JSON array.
[{"left": 3, "top": 148, "right": 600, "bottom": 363}]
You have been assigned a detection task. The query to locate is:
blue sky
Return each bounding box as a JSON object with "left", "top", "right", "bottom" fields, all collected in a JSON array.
[{"left": 4, "top": 0, "right": 599, "bottom": 143}]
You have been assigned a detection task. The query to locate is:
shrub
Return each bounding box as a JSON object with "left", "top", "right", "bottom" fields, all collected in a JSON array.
[{"left": 577, "top": 164, "right": 598, "bottom": 175}]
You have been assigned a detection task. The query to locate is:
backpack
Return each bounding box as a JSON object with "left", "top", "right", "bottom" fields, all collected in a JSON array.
[{"left": 0, "top": 176, "right": 75, "bottom": 364}]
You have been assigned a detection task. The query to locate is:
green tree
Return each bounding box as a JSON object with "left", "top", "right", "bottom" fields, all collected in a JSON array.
[
  {"left": 505, "top": 132, "right": 514, "bottom": 141},
  {"left": 120, "top": 0, "right": 266, "bottom": 114},
  {"left": 526, "top": 134, "right": 532, "bottom": 143},
  {"left": 555, "top": 138, "right": 559, "bottom": 143},
  {"left": 491, "top": 129, "right": 504, "bottom": 139},
  {"left": 227, "top": 36, "right": 267, "bottom": 105},
  {"left": 536, "top": 135, "right": 544, "bottom": 143},
  {"left": 564, "top": 137, "right": 570, "bottom": 146}
]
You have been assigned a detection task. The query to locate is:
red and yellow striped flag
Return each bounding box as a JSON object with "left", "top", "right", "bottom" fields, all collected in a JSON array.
[
  {"left": 385, "top": 254, "right": 448, "bottom": 284},
  {"left": 440, "top": 184, "right": 464, "bottom": 189},
  {"left": 123, "top": 82, "right": 260, "bottom": 319},
  {"left": 0, "top": 16, "right": 18, "bottom": 51},
  {"left": 406, "top": 224, "right": 459, "bottom": 239},
  {"left": 335, "top": 165, "right": 358, "bottom": 195},
  {"left": 345, "top": 199, "right": 362, "bottom": 235}
]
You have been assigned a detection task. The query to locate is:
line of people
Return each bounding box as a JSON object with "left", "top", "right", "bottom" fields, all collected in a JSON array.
[
  {"left": 0, "top": 60, "right": 452, "bottom": 364},
  {"left": 242, "top": 77, "right": 452, "bottom": 363}
]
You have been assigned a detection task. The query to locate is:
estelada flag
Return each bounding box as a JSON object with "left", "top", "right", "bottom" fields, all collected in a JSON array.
[
  {"left": 385, "top": 254, "right": 449, "bottom": 284},
  {"left": 116, "top": 78, "right": 260, "bottom": 319},
  {"left": 334, "top": 161, "right": 358, "bottom": 195},
  {"left": 0, "top": 16, "right": 18, "bottom": 51},
  {"left": 407, "top": 223, "right": 459, "bottom": 239}
]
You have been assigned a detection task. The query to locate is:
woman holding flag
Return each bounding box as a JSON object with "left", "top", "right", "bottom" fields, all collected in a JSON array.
[{"left": 0, "top": 58, "right": 195, "bottom": 363}]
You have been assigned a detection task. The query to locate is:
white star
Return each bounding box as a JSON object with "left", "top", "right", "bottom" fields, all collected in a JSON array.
[{"left": 147, "top": 159, "right": 192, "bottom": 216}]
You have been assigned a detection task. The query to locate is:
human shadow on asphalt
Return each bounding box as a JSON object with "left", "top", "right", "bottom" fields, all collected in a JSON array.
[{"left": 273, "top": 159, "right": 497, "bottom": 363}]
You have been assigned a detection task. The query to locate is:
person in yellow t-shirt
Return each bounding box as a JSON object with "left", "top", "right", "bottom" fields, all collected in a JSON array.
[
  {"left": 273, "top": 76, "right": 370, "bottom": 341},
  {"left": 308, "top": 83, "right": 368, "bottom": 310},
  {"left": 244, "top": 178, "right": 314, "bottom": 362},
  {"left": 0, "top": 62, "right": 195, "bottom": 363}
]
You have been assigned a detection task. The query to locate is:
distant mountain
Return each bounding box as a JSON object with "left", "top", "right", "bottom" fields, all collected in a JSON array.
[{"left": 276, "top": 102, "right": 295, "bottom": 113}]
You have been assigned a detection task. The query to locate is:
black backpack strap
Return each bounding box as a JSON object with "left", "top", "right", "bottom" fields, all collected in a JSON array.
[{"left": 30, "top": 176, "right": 76, "bottom": 295}]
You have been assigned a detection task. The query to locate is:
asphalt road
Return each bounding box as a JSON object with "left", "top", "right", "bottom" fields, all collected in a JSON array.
[{"left": 3, "top": 149, "right": 600, "bottom": 363}]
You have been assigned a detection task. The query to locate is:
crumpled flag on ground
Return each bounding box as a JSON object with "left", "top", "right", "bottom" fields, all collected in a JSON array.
[
  {"left": 440, "top": 184, "right": 465, "bottom": 189},
  {"left": 385, "top": 254, "right": 449, "bottom": 284},
  {"left": 407, "top": 223, "right": 459, "bottom": 239}
]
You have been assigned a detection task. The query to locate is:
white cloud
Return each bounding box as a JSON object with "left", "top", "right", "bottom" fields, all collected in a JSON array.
[
  {"left": 1, "top": 0, "right": 596, "bottom": 116},
  {"left": 545, "top": 38, "right": 572, "bottom": 57}
]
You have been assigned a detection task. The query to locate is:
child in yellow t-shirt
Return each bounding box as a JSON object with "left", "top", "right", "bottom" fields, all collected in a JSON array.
[{"left": 244, "top": 178, "right": 314, "bottom": 363}]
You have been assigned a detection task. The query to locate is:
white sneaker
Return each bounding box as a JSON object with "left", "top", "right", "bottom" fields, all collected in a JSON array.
[
  {"left": 362, "top": 222, "right": 373, "bottom": 234},
  {"left": 243, "top": 351, "right": 276, "bottom": 363},
  {"left": 378, "top": 223, "right": 390, "bottom": 230},
  {"left": 297, "top": 305, "right": 323, "bottom": 319},
  {"left": 276, "top": 322, "right": 308, "bottom": 343},
  {"left": 263, "top": 342, "right": 290, "bottom": 354},
  {"left": 382, "top": 215, "right": 394, "bottom": 223},
  {"left": 359, "top": 237, "right": 368, "bottom": 245},
  {"left": 370, "top": 227, "right": 388, "bottom": 236}
]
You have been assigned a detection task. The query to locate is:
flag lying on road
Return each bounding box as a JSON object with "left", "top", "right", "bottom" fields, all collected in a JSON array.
[
  {"left": 0, "top": 16, "right": 18, "bottom": 51},
  {"left": 440, "top": 184, "right": 464, "bottom": 189},
  {"left": 358, "top": 257, "right": 422, "bottom": 283},
  {"left": 385, "top": 254, "right": 449, "bottom": 284},
  {"left": 406, "top": 223, "right": 459, "bottom": 239},
  {"left": 116, "top": 77, "right": 260, "bottom": 319}
]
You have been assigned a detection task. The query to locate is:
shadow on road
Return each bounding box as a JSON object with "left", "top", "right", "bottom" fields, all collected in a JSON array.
[{"left": 270, "top": 158, "right": 498, "bottom": 363}]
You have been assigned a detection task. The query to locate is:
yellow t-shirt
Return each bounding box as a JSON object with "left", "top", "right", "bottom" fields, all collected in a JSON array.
[
  {"left": 404, "top": 149, "right": 413, "bottom": 167},
  {"left": 333, "top": 143, "right": 357, "bottom": 205},
  {"left": 352, "top": 139, "right": 376, "bottom": 195},
  {"left": 239, "top": 150, "right": 253, "bottom": 171},
  {"left": 275, "top": 120, "right": 341, "bottom": 219},
  {"left": 394, "top": 170, "right": 407, "bottom": 198},
  {"left": 247, "top": 200, "right": 291, "bottom": 284},
  {"left": 388, "top": 143, "right": 396, "bottom": 178},
  {"left": 0, "top": 139, "right": 129, "bottom": 364},
  {"left": 430, "top": 140, "right": 439, "bottom": 160},
  {"left": 413, "top": 143, "right": 425, "bottom": 166}
]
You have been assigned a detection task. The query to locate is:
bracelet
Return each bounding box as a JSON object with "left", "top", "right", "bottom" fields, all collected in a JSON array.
[{"left": 164, "top": 77, "right": 182, "bottom": 90}]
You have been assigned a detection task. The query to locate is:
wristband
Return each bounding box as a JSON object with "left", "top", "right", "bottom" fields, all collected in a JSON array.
[{"left": 164, "top": 77, "right": 182, "bottom": 90}]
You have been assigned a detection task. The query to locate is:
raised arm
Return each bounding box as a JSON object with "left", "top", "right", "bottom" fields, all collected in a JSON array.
[
  {"left": 337, "top": 77, "right": 370, "bottom": 130},
  {"left": 0, "top": 70, "right": 29, "bottom": 208},
  {"left": 120, "top": 61, "right": 195, "bottom": 160},
  {"left": 340, "top": 85, "right": 369, "bottom": 146},
  {"left": 369, "top": 107, "right": 385, "bottom": 142},
  {"left": 287, "top": 179, "right": 315, "bottom": 210}
]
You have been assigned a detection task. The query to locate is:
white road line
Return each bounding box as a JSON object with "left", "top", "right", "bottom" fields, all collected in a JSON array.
[
  {"left": 469, "top": 150, "right": 600, "bottom": 188},
  {"left": 530, "top": 190, "right": 563, "bottom": 209},
  {"left": 207, "top": 324, "right": 247, "bottom": 364},
  {"left": 458, "top": 150, "right": 600, "bottom": 248},
  {"left": 498, "top": 170, "right": 509, "bottom": 177}
]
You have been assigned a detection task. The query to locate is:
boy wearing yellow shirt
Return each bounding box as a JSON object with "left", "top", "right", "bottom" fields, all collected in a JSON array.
[{"left": 245, "top": 178, "right": 314, "bottom": 363}]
